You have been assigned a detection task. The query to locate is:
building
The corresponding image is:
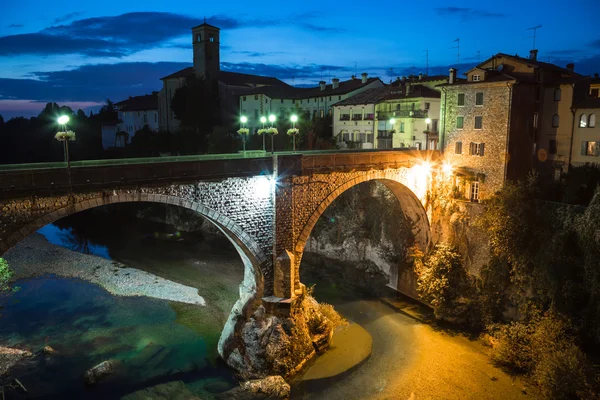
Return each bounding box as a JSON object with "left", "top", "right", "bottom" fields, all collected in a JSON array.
[
  {"left": 158, "top": 22, "right": 290, "bottom": 132},
  {"left": 375, "top": 81, "right": 443, "bottom": 150},
  {"left": 440, "top": 50, "right": 582, "bottom": 201},
  {"left": 331, "top": 75, "right": 446, "bottom": 150},
  {"left": 332, "top": 86, "right": 391, "bottom": 149},
  {"left": 570, "top": 75, "right": 600, "bottom": 166},
  {"left": 239, "top": 73, "right": 384, "bottom": 132},
  {"left": 100, "top": 93, "right": 158, "bottom": 150}
]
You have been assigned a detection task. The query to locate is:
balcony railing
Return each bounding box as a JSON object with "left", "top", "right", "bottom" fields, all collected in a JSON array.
[
  {"left": 376, "top": 110, "right": 429, "bottom": 119},
  {"left": 340, "top": 115, "right": 350, "bottom": 121},
  {"left": 352, "top": 115, "right": 363, "bottom": 121}
]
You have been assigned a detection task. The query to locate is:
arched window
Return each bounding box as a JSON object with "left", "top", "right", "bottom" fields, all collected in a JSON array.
[
  {"left": 589, "top": 113, "right": 596, "bottom": 128},
  {"left": 580, "top": 114, "right": 588, "bottom": 128},
  {"left": 554, "top": 88, "right": 561, "bottom": 101},
  {"left": 552, "top": 114, "right": 560, "bottom": 128},
  {"left": 196, "top": 33, "right": 201, "bottom": 42}
]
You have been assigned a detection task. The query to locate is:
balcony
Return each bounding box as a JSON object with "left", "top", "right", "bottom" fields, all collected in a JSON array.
[
  {"left": 352, "top": 115, "right": 363, "bottom": 121},
  {"left": 376, "top": 109, "right": 429, "bottom": 119},
  {"left": 340, "top": 115, "right": 350, "bottom": 121}
]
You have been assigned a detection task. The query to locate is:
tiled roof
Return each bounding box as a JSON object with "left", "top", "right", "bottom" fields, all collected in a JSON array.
[
  {"left": 470, "top": 53, "right": 582, "bottom": 77},
  {"left": 160, "top": 67, "right": 289, "bottom": 88},
  {"left": 334, "top": 87, "right": 392, "bottom": 106},
  {"left": 383, "top": 84, "right": 441, "bottom": 100},
  {"left": 116, "top": 93, "right": 158, "bottom": 111},
  {"left": 437, "top": 73, "right": 515, "bottom": 87},
  {"left": 192, "top": 22, "right": 220, "bottom": 30},
  {"left": 244, "top": 77, "right": 383, "bottom": 100}
]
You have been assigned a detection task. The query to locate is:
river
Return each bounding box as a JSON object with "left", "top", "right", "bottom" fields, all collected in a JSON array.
[{"left": 1, "top": 204, "right": 534, "bottom": 399}]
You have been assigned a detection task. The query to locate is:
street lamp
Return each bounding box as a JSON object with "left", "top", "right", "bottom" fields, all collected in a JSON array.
[
  {"left": 388, "top": 118, "right": 396, "bottom": 149},
  {"left": 239, "top": 116, "right": 248, "bottom": 153},
  {"left": 55, "top": 115, "right": 75, "bottom": 196},
  {"left": 268, "top": 114, "right": 276, "bottom": 154},
  {"left": 260, "top": 116, "right": 267, "bottom": 151},
  {"left": 290, "top": 114, "right": 299, "bottom": 153}
]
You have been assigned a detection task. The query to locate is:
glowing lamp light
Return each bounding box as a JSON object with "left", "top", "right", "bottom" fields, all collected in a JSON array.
[
  {"left": 57, "top": 115, "right": 70, "bottom": 125},
  {"left": 290, "top": 115, "right": 298, "bottom": 123},
  {"left": 442, "top": 162, "right": 453, "bottom": 175},
  {"left": 389, "top": 118, "right": 396, "bottom": 125},
  {"left": 268, "top": 114, "right": 276, "bottom": 123},
  {"left": 425, "top": 118, "right": 432, "bottom": 124},
  {"left": 240, "top": 116, "right": 248, "bottom": 123},
  {"left": 260, "top": 116, "right": 267, "bottom": 124},
  {"left": 253, "top": 176, "right": 275, "bottom": 198},
  {"left": 420, "top": 161, "right": 432, "bottom": 176}
]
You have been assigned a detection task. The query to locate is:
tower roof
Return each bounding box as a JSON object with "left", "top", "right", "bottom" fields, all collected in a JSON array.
[{"left": 192, "top": 20, "right": 220, "bottom": 30}]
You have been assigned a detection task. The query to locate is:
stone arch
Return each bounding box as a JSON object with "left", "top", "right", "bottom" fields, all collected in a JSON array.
[
  {"left": 1, "top": 192, "right": 267, "bottom": 360},
  {"left": 292, "top": 170, "right": 431, "bottom": 291}
]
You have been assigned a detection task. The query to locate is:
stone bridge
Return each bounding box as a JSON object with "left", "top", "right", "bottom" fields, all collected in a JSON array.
[{"left": 0, "top": 149, "right": 440, "bottom": 378}]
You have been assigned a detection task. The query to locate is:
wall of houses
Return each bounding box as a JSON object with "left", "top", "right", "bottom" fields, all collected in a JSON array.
[
  {"left": 158, "top": 77, "right": 187, "bottom": 131},
  {"left": 332, "top": 104, "right": 376, "bottom": 149},
  {"left": 571, "top": 108, "right": 600, "bottom": 165},
  {"left": 118, "top": 110, "right": 159, "bottom": 134}
]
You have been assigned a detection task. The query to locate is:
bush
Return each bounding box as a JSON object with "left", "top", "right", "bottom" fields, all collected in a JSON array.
[
  {"left": 318, "top": 302, "right": 348, "bottom": 332},
  {"left": 490, "top": 311, "right": 593, "bottom": 399},
  {"left": 0, "top": 258, "right": 18, "bottom": 295}
]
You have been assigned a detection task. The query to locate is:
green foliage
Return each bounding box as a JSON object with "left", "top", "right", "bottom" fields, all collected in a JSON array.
[
  {"left": 490, "top": 311, "right": 592, "bottom": 399},
  {"left": 318, "top": 302, "right": 349, "bottom": 332},
  {"left": 0, "top": 258, "right": 18, "bottom": 295},
  {"left": 171, "top": 76, "right": 218, "bottom": 132},
  {"left": 414, "top": 244, "right": 470, "bottom": 320}
]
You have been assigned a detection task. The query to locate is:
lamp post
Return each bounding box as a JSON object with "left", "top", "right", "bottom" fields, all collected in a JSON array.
[
  {"left": 268, "top": 114, "right": 276, "bottom": 154},
  {"left": 260, "top": 116, "right": 267, "bottom": 152},
  {"left": 56, "top": 115, "right": 72, "bottom": 167},
  {"left": 290, "top": 114, "right": 298, "bottom": 152},
  {"left": 240, "top": 115, "right": 248, "bottom": 153}
]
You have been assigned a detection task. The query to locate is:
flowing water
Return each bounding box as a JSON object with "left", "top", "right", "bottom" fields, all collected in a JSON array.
[{"left": 1, "top": 206, "right": 242, "bottom": 399}]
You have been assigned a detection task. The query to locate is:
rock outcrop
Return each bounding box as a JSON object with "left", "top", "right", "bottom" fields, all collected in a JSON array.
[
  {"left": 83, "top": 360, "right": 117, "bottom": 385},
  {"left": 220, "top": 293, "right": 334, "bottom": 381},
  {"left": 121, "top": 380, "right": 202, "bottom": 400},
  {"left": 0, "top": 346, "right": 32, "bottom": 376},
  {"left": 216, "top": 375, "right": 290, "bottom": 400}
]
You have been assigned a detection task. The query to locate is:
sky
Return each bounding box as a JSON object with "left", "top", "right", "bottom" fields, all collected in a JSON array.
[{"left": 0, "top": 0, "right": 599, "bottom": 118}]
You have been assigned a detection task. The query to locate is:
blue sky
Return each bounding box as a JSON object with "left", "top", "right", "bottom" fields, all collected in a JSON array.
[{"left": 1, "top": 0, "right": 599, "bottom": 118}]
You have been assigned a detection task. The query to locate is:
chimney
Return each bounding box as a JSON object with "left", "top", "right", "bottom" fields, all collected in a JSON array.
[
  {"left": 566, "top": 63, "right": 575, "bottom": 72},
  {"left": 319, "top": 81, "right": 326, "bottom": 91},
  {"left": 406, "top": 83, "right": 413, "bottom": 95},
  {"left": 419, "top": 73, "right": 423, "bottom": 81},
  {"left": 332, "top": 78, "right": 340, "bottom": 89},
  {"left": 361, "top": 72, "right": 368, "bottom": 83},
  {"left": 529, "top": 49, "right": 538, "bottom": 61},
  {"left": 449, "top": 68, "right": 457, "bottom": 84}
]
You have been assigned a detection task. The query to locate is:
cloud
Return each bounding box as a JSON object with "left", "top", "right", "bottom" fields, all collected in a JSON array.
[
  {"left": 221, "top": 62, "right": 350, "bottom": 80},
  {"left": 231, "top": 51, "right": 285, "bottom": 58},
  {"left": 590, "top": 39, "right": 600, "bottom": 48},
  {"left": 8, "top": 24, "right": 24, "bottom": 28},
  {"left": 435, "top": 7, "right": 506, "bottom": 20},
  {"left": 0, "top": 12, "right": 342, "bottom": 58},
  {"left": 52, "top": 12, "right": 84, "bottom": 24}
]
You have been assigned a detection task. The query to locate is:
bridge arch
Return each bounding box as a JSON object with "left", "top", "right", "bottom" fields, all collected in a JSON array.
[
  {"left": 2, "top": 192, "right": 267, "bottom": 359},
  {"left": 291, "top": 169, "right": 431, "bottom": 292}
]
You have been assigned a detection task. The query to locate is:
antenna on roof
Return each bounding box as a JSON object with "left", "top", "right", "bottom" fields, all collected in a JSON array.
[
  {"left": 354, "top": 61, "right": 357, "bottom": 77},
  {"left": 204, "top": 16, "right": 206, "bottom": 24},
  {"left": 424, "top": 50, "right": 429, "bottom": 76},
  {"left": 476, "top": 50, "right": 481, "bottom": 63},
  {"left": 388, "top": 68, "right": 394, "bottom": 83},
  {"left": 526, "top": 25, "right": 542, "bottom": 49},
  {"left": 450, "top": 38, "right": 460, "bottom": 65}
]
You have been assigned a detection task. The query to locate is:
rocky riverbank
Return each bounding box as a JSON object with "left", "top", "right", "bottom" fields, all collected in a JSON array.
[{"left": 4, "top": 233, "right": 206, "bottom": 305}]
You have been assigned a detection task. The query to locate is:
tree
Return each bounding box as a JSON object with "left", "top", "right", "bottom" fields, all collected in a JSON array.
[
  {"left": 171, "top": 76, "right": 218, "bottom": 132},
  {"left": 0, "top": 258, "right": 18, "bottom": 295},
  {"left": 0, "top": 114, "right": 4, "bottom": 125}
]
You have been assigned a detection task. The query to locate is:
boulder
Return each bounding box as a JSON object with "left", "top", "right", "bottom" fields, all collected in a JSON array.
[
  {"left": 42, "top": 346, "right": 55, "bottom": 356},
  {"left": 0, "top": 346, "right": 33, "bottom": 376},
  {"left": 83, "top": 360, "right": 116, "bottom": 385},
  {"left": 215, "top": 376, "right": 290, "bottom": 400},
  {"left": 121, "top": 380, "right": 202, "bottom": 400}
]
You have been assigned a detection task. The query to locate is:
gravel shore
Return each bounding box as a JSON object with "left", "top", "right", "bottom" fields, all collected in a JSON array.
[{"left": 4, "top": 233, "right": 206, "bottom": 306}]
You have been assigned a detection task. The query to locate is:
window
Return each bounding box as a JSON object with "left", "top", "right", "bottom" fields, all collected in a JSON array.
[
  {"left": 196, "top": 34, "right": 201, "bottom": 42},
  {"left": 470, "top": 142, "right": 485, "bottom": 156},
  {"left": 582, "top": 141, "right": 599, "bottom": 156},
  {"left": 315, "top": 98, "right": 318, "bottom": 103},
  {"left": 457, "top": 93, "right": 465, "bottom": 106},
  {"left": 456, "top": 116, "right": 464, "bottom": 129},
  {"left": 320, "top": 109, "right": 324, "bottom": 118},
  {"left": 292, "top": 100, "right": 296, "bottom": 104},
  {"left": 209, "top": 33, "right": 215, "bottom": 43},
  {"left": 329, "top": 96, "right": 332, "bottom": 101},
  {"left": 425, "top": 102, "right": 430, "bottom": 110},
  {"left": 589, "top": 114, "right": 596, "bottom": 128},
  {"left": 366, "top": 133, "right": 374, "bottom": 143},
  {"left": 359, "top": 132, "right": 366, "bottom": 142},
  {"left": 473, "top": 74, "right": 481, "bottom": 81},
  {"left": 474, "top": 116, "right": 483, "bottom": 129},
  {"left": 552, "top": 114, "right": 560, "bottom": 128},
  {"left": 549, "top": 140, "right": 557, "bottom": 155},
  {"left": 243, "top": 96, "right": 246, "bottom": 101},
  {"left": 475, "top": 92, "right": 484, "bottom": 106},
  {"left": 580, "top": 114, "right": 587, "bottom": 128},
  {"left": 254, "top": 95, "right": 258, "bottom": 100},
  {"left": 533, "top": 112, "right": 539, "bottom": 128},
  {"left": 265, "top": 99, "right": 268, "bottom": 104},
  {"left": 340, "top": 113, "right": 350, "bottom": 121},
  {"left": 554, "top": 88, "right": 561, "bottom": 101},
  {"left": 352, "top": 113, "right": 362, "bottom": 121},
  {"left": 455, "top": 141, "right": 463, "bottom": 154},
  {"left": 342, "top": 132, "right": 350, "bottom": 141},
  {"left": 470, "top": 182, "right": 480, "bottom": 202},
  {"left": 400, "top": 122, "right": 405, "bottom": 133},
  {"left": 339, "top": 96, "right": 342, "bottom": 100},
  {"left": 365, "top": 113, "right": 374, "bottom": 120},
  {"left": 396, "top": 104, "right": 401, "bottom": 111},
  {"left": 432, "top": 119, "right": 438, "bottom": 132},
  {"left": 591, "top": 88, "right": 599, "bottom": 98}
]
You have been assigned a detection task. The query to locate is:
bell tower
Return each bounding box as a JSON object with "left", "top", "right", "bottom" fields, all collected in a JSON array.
[{"left": 192, "top": 20, "right": 220, "bottom": 82}]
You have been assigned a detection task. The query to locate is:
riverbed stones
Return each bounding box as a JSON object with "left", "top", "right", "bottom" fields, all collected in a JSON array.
[
  {"left": 83, "top": 360, "right": 117, "bottom": 385},
  {"left": 0, "top": 346, "right": 33, "bottom": 376},
  {"left": 216, "top": 375, "right": 290, "bottom": 400}
]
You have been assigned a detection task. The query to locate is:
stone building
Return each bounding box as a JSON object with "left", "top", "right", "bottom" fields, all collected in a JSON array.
[
  {"left": 157, "top": 22, "right": 290, "bottom": 132},
  {"left": 101, "top": 93, "right": 158, "bottom": 150},
  {"left": 440, "top": 51, "right": 583, "bottom": 201}
]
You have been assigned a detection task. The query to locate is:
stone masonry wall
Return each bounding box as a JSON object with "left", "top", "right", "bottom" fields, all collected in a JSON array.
[{"left": 442, "top": 83, "right": 511, "bottom": 199}]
